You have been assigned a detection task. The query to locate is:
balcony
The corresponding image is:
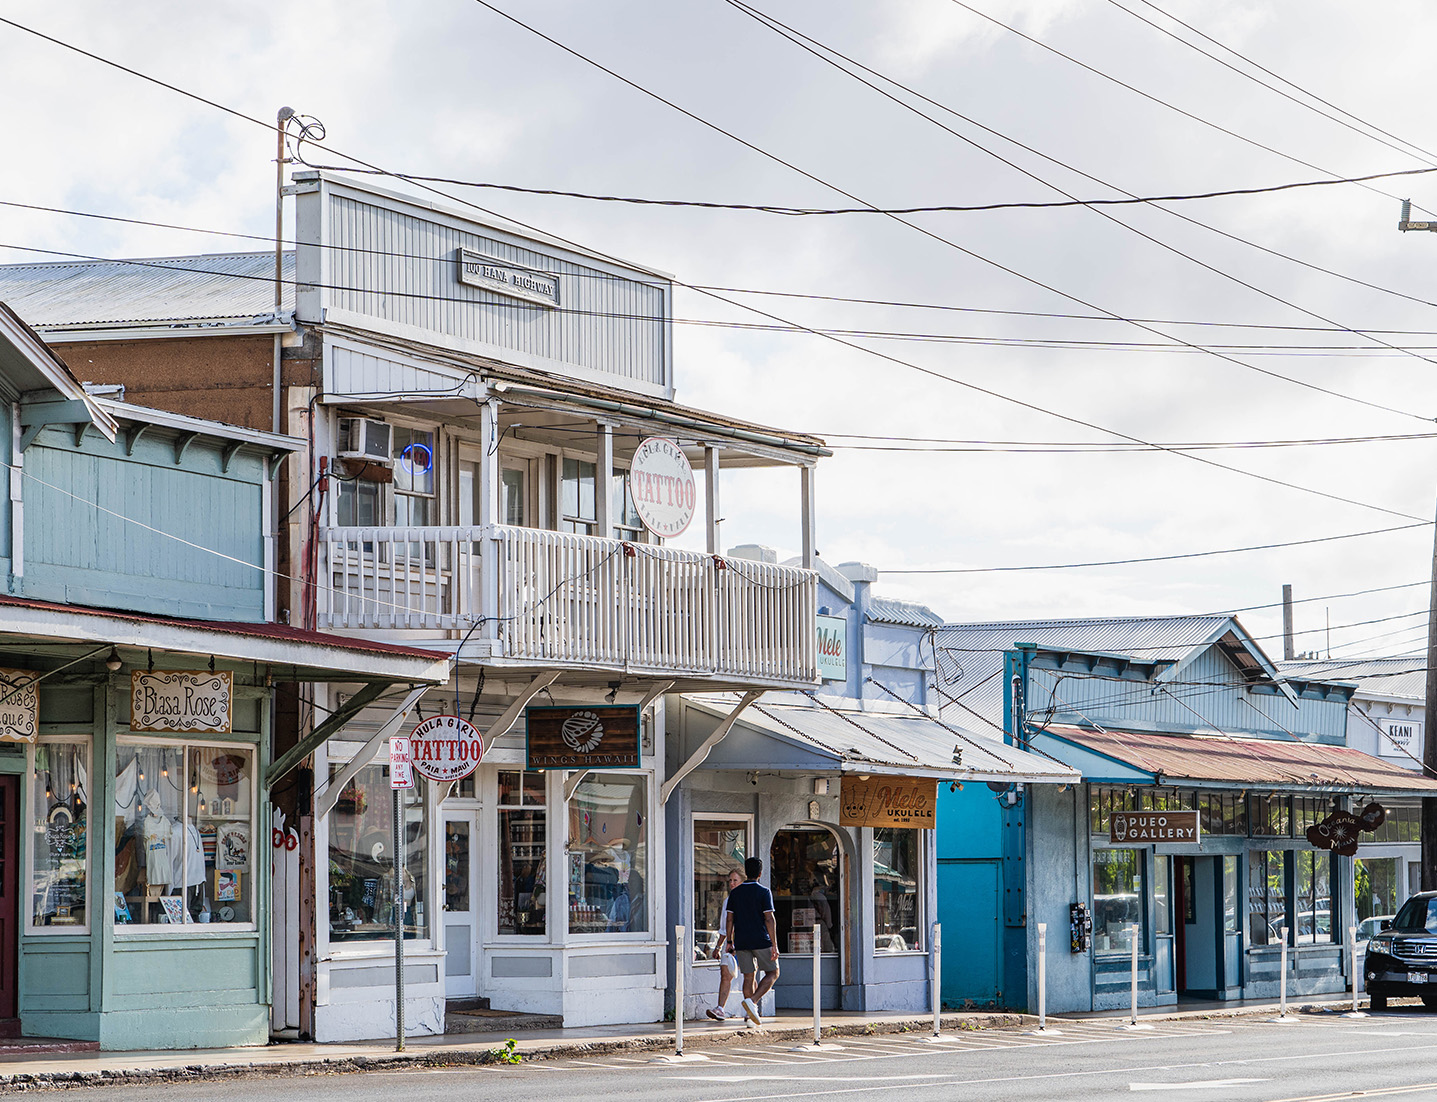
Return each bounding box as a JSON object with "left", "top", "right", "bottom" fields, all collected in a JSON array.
[{"left": 317, "top": 524, "right": 818, "bottom": 688}]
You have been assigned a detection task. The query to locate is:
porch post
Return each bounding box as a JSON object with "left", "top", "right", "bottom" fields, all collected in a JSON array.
[
  {"left": 597, "top": 422, "right": 614, "bottom": 539},
  {"left": 705, "top": 446, "right": 720, "bottom": 554},
  {"left": 800, "top": 464, "right": 816, "bottom": 569},
  {"left": 478, "top": 400, "right": 501, "bottom": 642}
]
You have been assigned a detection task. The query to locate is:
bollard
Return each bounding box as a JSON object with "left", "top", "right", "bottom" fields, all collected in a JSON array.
[
  {"left": 813, "top": 923, "right": 823, "bottom": 1046},
  {"left": 1349, "top": 925, "right": 1362, "bottom": 1016},
  {"left": 932, "top": 922, "right": 942, "bottom": 1037},
  {"left": 675, "top": 925, "right": 685, "bottom": 1056},
  {"left": 1130, "top": 923, "right": 1139, "bottom": 1026},
  {"left": 1037, "top": 923, "right": 1047, "bottom": 1031},
  {"left": 1280, "top": 935, "right": 1289, "bottom": 1018}
]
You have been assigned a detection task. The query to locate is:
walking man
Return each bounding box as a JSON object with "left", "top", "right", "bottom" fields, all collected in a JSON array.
[
  {"left": 706, "top": 867, "right": 744, "bottom": 1020},
  {"left": 725, "top": 856, "right": 779, "bottom": 1027}
]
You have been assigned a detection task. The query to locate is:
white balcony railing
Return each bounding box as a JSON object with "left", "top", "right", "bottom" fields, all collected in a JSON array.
[{"left": 318, "top": 524, "right": 818, "bottom": 685}]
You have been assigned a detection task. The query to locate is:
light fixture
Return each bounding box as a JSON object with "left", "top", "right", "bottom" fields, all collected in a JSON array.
[
  {"left": 949, "top": 781, "right": 964, "bottom": 792},
  {"left": 105, "top": 647, "right": 122, "bottom": 672},
  {"left": 605, "top": 681, "right": 621, "bottom": 704}
]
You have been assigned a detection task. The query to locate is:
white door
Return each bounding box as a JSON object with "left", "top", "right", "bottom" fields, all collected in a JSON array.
[{"left": 443, "top": 812, "right": 479, "bottom": 998}]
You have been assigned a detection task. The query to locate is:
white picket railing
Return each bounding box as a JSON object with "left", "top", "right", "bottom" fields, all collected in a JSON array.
[{"left": 318, "top": 524, "right": 818, "bottom": 684}]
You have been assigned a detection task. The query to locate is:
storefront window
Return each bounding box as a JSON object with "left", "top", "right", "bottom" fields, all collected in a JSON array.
[
  {"left": 567, "top": 775, "right": 648, "bottom": 934},
  {"left": 1146, "top": 789, "right": 1195, "bottom": 813},
  {"left": 1093, "top": 848, "right": 1143, "bottom": 953},
  {"left": 1369, "top": 805, "right": 1421, "bottom": 843},
  {"left": 694, "top": 817, "right": 749, "bottom": 958},
  {"left": 1248, "top": 850, "right": 1285, "bottom": 945},
  {"left": 113, "top": 741, "right": 255, "bottom": 927},
  {"left": 771, "top": 828, "right": 841, "bottom": 953},
  {"left": 498, "top": 770, "right": 546, "bottom": 935},
  {"left": 327, "top": 762, "right": 428, "bottom": 941},
  {"left": 31, "top": 739, "right": 89, "bottom": 929},
  {"left": 873, "top": 828, "right": 922, "bottom": 952},
  {"left": 612, "top": 473, "right": 647, "bottom": 542},
  {"left": 1223, "top": 856, "right": 1240, "bottom": 935},
  {"left": 560, "top": 458, "right": 597, "bottom": 534},
  {"left": 1293, "top": 797, "right": 1328, "bottom": 839},
  {"left": 1153, "top": 857, "right": 1171, "bottom": 937},
  {"left": 1293, "top": 849, "right": 1333, "bottom": 944},
  {"left": 392, "top": 426, "right": 435, "bottom": 527},
  {"left": 1356, "top": 857, "right": 1399, "bottom": 922},
  {"left": 1089, "top": 786, "right": 1138, "bottom": 834},
  {"left": 1199, "top": 792, "right": 1247, "bottom": 835}
]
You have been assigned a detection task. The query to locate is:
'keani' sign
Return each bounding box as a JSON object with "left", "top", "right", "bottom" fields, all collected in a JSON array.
[{"left": 131, "top": 671, "right": 233, "bottom": 734}]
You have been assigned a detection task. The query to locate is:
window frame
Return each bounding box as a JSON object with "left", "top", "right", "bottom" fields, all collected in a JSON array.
[
  {"left": 692, "top": 813, "right": 753, "bottom": 965},
  {"left": 26, "top": 735, "right": 93, "bottom": 935},
  {"left": 566, "top": 771, "right": 651, "bottom": 939},
  {"left": 494, "top": 768, "right": 548, "bottom": 939},
  {"left": 872, "top": 825, "right": 925, "bottom": 954}
]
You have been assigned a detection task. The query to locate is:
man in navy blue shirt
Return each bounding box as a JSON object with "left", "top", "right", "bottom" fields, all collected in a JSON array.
[{"left": 725, "top": 856, "right": 779, "bottom": 1026}]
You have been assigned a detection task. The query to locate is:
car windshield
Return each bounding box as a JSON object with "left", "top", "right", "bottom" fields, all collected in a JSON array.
[{"left": 1393, "top": 897, "right": 1437, "bottom": 932}]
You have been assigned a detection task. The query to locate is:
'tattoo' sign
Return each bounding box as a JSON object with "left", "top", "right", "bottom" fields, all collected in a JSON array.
[
  {"left": 409, "top": 715, "right": 484, "bottom": 782},
  {"left": 630, "top": 437, "right": 696, "bottom": 538}
]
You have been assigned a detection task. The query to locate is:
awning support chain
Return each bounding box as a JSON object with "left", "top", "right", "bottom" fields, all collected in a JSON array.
[
  {"left": 661, "top": 690, "right": 762, "bottom": 804},
  {"left": 264, "top": 680, "right": 392, "bottom": 787}
]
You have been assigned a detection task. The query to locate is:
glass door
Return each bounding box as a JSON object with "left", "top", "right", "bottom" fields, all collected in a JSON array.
[
  {"left": 442, "top": 813, "right": 478, "bottom": 998},
  {"left": 1154, "top": 855, "right": 1175, "bottom": 994}
]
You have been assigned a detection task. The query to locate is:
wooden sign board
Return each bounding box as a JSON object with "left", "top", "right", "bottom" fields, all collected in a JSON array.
[
  {"left": 840, "top": 776, "right": 937, "bottom": 829},
  {"left": 0, "top": 667, "right": 39, "bottom": 742},
  {"left": 131, "top": 670, "right": 233, "bottom": 734},
  {"left": 526, "top": 705, "right": 640, "bottom": 770},
  {"left": 1110, "top": 810, "right": 1200, "bottom": 845}
]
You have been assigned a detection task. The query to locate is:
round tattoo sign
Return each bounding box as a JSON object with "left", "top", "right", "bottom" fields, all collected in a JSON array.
[
  {"left": 409, "top": 714, "right": 484, "bottom": 782},
  {"left": 629, "top": 437, "right": 696, "bottom": 538}
]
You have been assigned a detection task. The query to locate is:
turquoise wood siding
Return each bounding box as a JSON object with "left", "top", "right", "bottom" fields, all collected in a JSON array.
[{"left": 21, "top": 424, "right": 265, "bottom": 621}]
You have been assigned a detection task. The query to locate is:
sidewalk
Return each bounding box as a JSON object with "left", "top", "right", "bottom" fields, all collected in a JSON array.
[{"left": 0, "top": 996, "right": 1364, "bottom": 1091}]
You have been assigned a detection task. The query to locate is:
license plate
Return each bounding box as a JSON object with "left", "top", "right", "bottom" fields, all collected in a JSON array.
[{"left": 1410, "top": 972, "right": 1427, "bottom": 984}]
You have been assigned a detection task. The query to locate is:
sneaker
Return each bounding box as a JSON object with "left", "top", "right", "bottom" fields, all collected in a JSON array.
[
  {"left": 705, "top": 1006, "right": 727, "bottom": 1021},
  {"left": 742, "top": 998, "right": 761, "bottom": 1026}
]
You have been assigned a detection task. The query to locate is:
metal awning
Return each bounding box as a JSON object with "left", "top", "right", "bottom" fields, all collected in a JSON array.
[
  {"left": 1038, "top": 723, "right": 1437, "bottom": 795},
  {"left": 684, "top": 694, "right": 1080, "bottom": 784}
]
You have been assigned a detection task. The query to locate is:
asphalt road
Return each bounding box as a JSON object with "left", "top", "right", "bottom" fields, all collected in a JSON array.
[{"left": 48, "top": 1007, "right": 1437, "bottom": 1102}]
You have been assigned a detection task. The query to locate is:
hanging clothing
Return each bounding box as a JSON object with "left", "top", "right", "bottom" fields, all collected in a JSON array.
[{"left": 143, "top": 814, "right": 175, "bottom": 888}]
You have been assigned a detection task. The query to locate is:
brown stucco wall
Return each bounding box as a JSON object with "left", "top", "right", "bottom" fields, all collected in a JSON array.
[{"left": 50, "top": 334, "right": 318, "bottom": 431}]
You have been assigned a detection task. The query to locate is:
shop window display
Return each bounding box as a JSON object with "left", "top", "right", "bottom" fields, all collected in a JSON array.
[
  {"left": 498, "top": 770, "right": 546, "bottom": 935},
  {"left": 113, "top": 741, "right": 254, "bottom": 926},
  {"left": 1293, "top": 849, "right": 1333, "bottom": 944},
  {"left": 1248, "top": 849, "right": 1286, "bottom": 945},
  {"left": 31, "top": 739, "right": 89, "bottom": 929},
  {"left": 327, "top": 763, "right": 428, "bottom": 940},
  {"left": 1092, "top": 848, "right": 1143, "bottom": 953},
  {"left": 693, "top": 818, "right": 749, "bottom": 958},
  {"left": 770, "top": 828, "right": 841, "bottom": 954},
  {"left": 567, "top": 775, "right": 648, "bottom": 934},
  {"left": 873, "top": 827, "right": 921, "bottom": 952}
]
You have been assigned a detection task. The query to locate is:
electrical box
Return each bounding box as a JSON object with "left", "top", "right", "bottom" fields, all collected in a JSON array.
[
  {"left": 1070, "top": 901, "right": 1092, "bottom": 954},
  {"left": 336, "top": 417, "right": 393, "bottom": 464}
]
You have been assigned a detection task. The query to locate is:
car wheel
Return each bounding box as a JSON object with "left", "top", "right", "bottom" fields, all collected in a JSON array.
[{"left": 1370, "top": 994, "right": 1388, "bottom": 1010}]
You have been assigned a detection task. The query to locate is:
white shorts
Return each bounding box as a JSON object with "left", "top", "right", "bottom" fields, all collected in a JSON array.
[{"left": 720, "top": 952, "right": 737, "bottom": 973}]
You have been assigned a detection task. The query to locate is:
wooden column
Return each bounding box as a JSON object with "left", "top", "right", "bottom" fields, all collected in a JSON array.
[
  {"left": 801, "top": 464, "right": 817, "bottom": 569},
  {"left": 705, "top": 446, "right": 720, "bottom": 554},
  {"left": 597, "top": 422, "right": 614, "bottom": 539}
]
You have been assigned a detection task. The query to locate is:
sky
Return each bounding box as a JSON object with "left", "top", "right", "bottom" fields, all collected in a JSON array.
[{"left": 2, "top": 0, "right": 1437, "bottom": 661}]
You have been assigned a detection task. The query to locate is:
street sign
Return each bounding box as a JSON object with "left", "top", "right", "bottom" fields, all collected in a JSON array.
[{"left": 389, "top": 735, "right": 414, "bottom": 789}]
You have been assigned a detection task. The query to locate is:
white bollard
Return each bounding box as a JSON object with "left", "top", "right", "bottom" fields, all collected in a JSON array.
[
  {"left": 1280, "top": 936, "right": 1289, "bottom": 1018},
  {"left": 932, "top": 922, "right": 942, "bottom": 1037},
  {"left": 675, "top": 925, "right": 685, "bottom": 1056},
  {"left": 1037, "top": 923, "right": 1047, "bottom": 1031},
  {"left": 1130, "top": 923, "right": 1139, "bottom": 1026},
  {"left": 813, "top": 922, "right": 823, "bottom": 1046},
  {"left": 1345, "top": 925, "right": 1366, "bottom": 1017}
]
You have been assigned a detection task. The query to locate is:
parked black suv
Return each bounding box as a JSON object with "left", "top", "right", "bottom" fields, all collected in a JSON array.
[{"left": 1364, "top": 891, "right": 1437, "bottom": 1009}]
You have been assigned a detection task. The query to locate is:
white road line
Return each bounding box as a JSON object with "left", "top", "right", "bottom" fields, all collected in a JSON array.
[{"left": 1130, "top": 1079, "right": 1269, "bottom": 1092}]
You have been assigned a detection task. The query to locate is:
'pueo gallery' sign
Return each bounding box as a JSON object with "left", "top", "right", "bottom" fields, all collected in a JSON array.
[
  {"left": 0, "top": 667, "right": 39, "bottom": 743},
  {"left": 1110, "top": 810, "right": 1200, "bottom": 845},
  {"left": 131, "top": 670, "right": 234, "bottom": 735}
]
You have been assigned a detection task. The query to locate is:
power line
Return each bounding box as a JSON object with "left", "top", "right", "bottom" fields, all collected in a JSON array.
[{"left": 721, "top": 0, "right": 1437, "bottom": 400}]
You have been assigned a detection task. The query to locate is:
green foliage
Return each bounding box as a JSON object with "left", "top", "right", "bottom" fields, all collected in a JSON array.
[{"left": 489, "top": 1038, "right": 522, "bottom": 1065}]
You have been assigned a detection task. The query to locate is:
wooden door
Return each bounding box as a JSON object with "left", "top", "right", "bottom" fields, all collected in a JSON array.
[{"left": 0, "top": 775, "right": 18, "bottom": 1029}]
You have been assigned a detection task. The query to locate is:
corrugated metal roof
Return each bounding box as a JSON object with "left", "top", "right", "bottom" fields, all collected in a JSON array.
[
  {"left": 0, "top": 253, "right": 293, "bottom": 329},
  {"left": 1280, "top": 657, "right": 1424, "bottom": 702},
  {"left": 1044, "top": 723, "right": 1437, "bottom": 793},
  {"left": 867, "top": 596, "right": 944, "bottom": 628},
  {"left": 686, "top": 695, "right": 1077, "bottom": 782},
  {"left": 935, "top": 616, "right": 1237, "bottom": 734}
]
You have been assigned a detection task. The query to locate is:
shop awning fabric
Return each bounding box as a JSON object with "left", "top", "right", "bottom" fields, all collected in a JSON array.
[
  {"left": 1040, "top": 723, "right": 1437, "bottom": 795},
  {"left": 685, "top": 694, "right": 1080, "bottom": 784}
]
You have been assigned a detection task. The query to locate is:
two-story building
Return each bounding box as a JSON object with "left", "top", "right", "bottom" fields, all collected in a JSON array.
[
  {"left": 0, "top": 303, "right": 449, "bottom": 1049},
  {"left": 0, "top": 173, "right": 836, "bottom": 1039}
]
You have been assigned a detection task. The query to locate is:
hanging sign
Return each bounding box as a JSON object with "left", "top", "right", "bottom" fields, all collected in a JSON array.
[
  {"left": 389, "top": 735, "right": 415, "bottom": 790},
  {"left": 817, "top": 615, "right": 847, "bottom": 681},
  {"left": 1110, "top": 810, "right": 1200, "bottom": 845},
  {"left": 0, "top": 667, "right": 39, "bottom": 743},
  {"left": 629, "top": 437, "right": 696, "bottom": 539},
  {"left": 131, "top": 670, "right": 233, "bottom": 734},
  {"left": 526, "top": 705, "right": 640, "bottom": 770},
  {"left": 410, "top": 714, "right": 484, "bottom": 782},
  {"left": 840, "top": 776, "right": 937, "bottom": 829}
]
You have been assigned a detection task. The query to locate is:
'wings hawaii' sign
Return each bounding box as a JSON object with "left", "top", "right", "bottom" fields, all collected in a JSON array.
[{"left": 526, "top": 705, "right": 640, "bottom": 769}]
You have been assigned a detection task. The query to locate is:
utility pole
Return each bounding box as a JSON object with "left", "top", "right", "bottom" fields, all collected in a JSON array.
[
  {"left": 1402, "top": 199, "right": 1437, "bottom": 889},
  {"left": 1282, "top": 584, "right": 1295, "bottom": 661}
]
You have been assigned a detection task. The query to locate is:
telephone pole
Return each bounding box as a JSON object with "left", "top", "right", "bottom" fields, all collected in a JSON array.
[{"left": 1401, "top": 199, "right": 1437, "bottom": 889}]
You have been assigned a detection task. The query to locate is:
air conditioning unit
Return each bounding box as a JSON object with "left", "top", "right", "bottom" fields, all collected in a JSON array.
[{"left": 336, "top": 417, "right": 393, "bottom": 464}]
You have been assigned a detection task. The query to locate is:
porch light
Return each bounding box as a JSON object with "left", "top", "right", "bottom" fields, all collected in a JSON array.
[{"left": 105, "top": 647, "right": 123, "bottom": 671}]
